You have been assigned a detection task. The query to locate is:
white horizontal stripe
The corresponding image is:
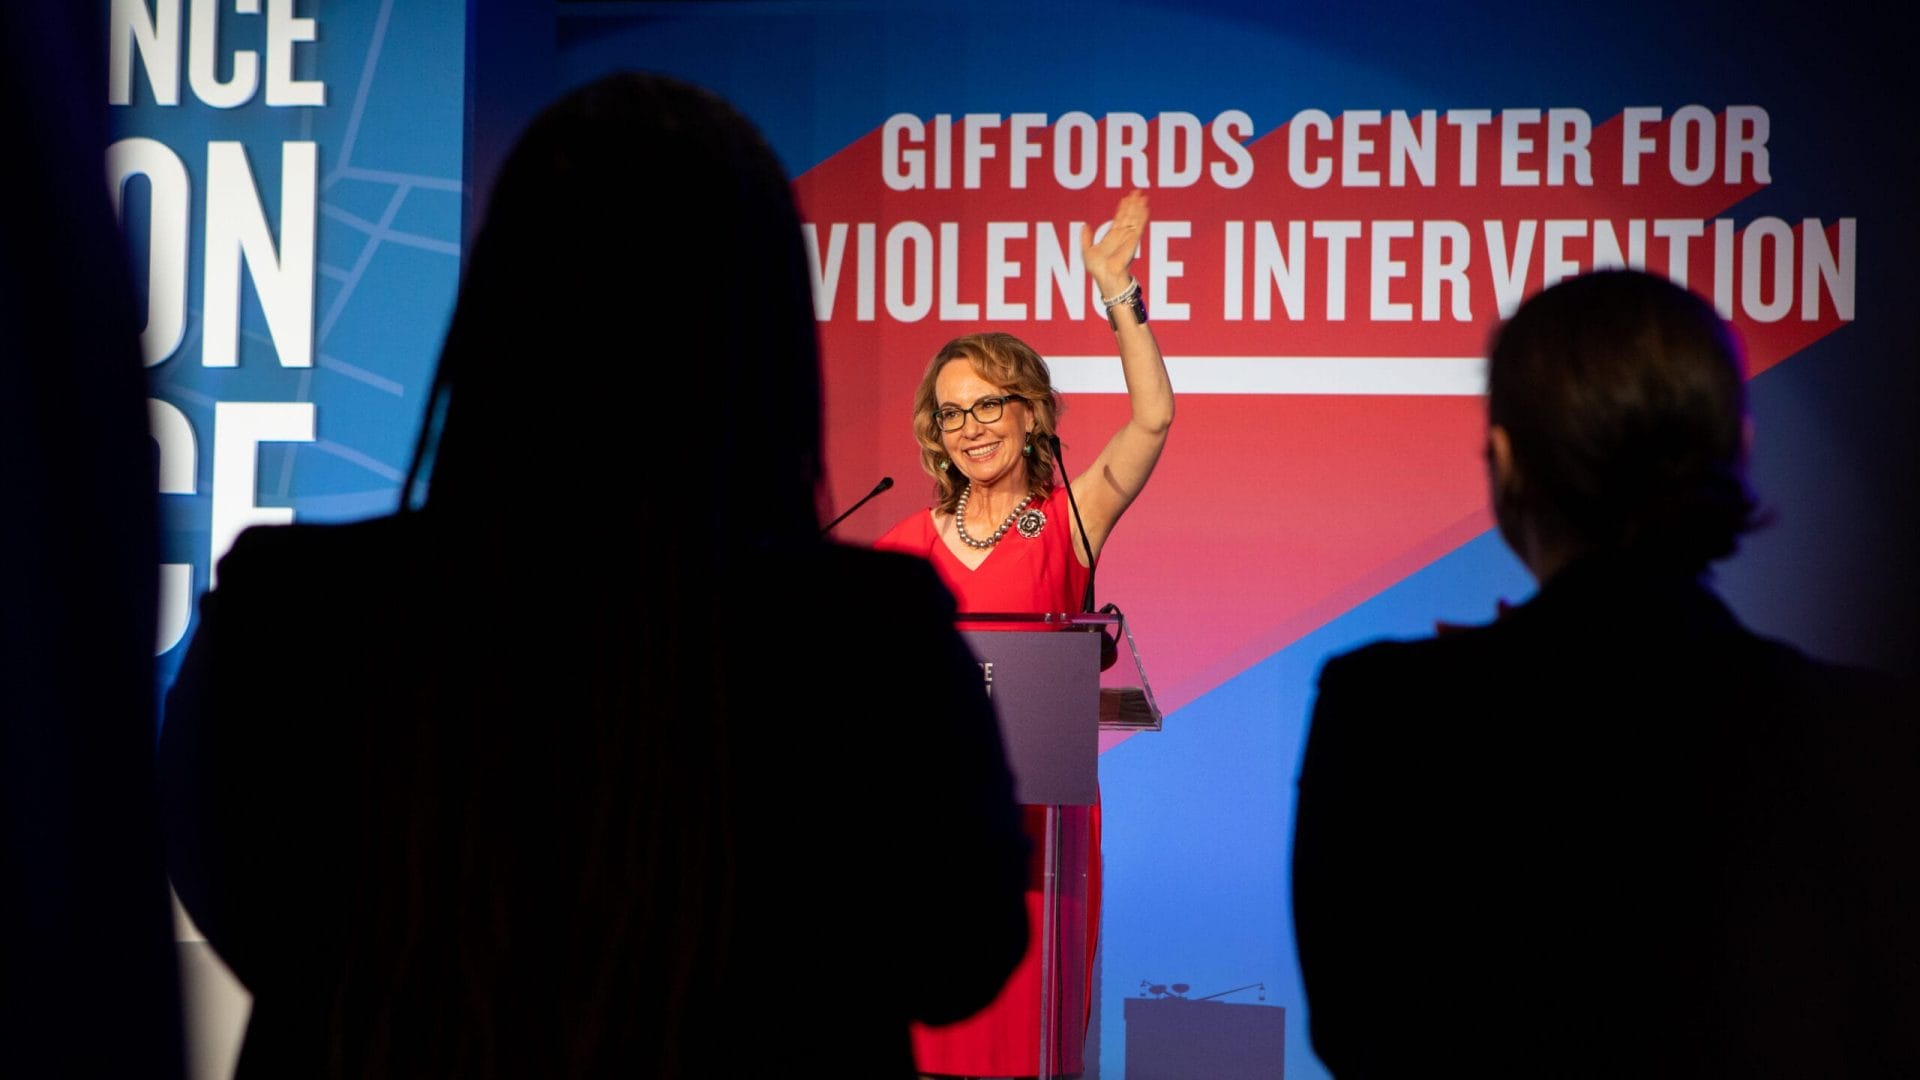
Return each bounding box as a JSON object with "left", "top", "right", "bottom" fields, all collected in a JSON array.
[{"left": 1047, "top": 355, "right": 1487, "bottom": 396}]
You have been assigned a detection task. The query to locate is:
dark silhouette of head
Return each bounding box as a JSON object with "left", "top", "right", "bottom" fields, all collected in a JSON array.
[
  {"left": 408, "top": 71, "right": 823, "bottom": 550},
  {"left": 343, "top": 74, "right": 820, "bottom": 1078},
  {"left": 1486, "top": 269, "right": 1759, "bottom": 578}
]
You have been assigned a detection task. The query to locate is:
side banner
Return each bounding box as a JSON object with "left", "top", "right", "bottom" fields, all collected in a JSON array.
[{"left": 107, "top": 0, "right": 466, "bottom": 688}]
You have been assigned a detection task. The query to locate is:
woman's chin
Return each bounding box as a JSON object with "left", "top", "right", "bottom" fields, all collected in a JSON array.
[{"left": 967, "top": 462, "right": 1027, "bottom": 492}]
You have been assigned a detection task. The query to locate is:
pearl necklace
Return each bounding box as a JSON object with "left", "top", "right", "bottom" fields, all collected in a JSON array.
[{"left": 954, "top": 486, "right": 1033, "bottom": 549}]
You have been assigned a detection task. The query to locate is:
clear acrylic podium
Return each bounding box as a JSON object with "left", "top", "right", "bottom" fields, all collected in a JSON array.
[{"left": 958, "top": 611, "right": 1161, "bottom": 1080}]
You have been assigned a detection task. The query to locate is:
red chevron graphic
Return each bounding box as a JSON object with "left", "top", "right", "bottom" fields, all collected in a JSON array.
[{"left": 796, "top": 108, "right": 1853, "bottom": 720}]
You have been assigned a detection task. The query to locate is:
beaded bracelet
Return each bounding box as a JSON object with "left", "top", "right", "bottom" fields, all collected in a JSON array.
[{"left": 1100, "top": 277, "right": 1148, "bottom": 330}]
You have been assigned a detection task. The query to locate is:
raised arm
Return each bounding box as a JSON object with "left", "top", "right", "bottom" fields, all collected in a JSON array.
[{"left": 1069, "top": 189, "right": 1174, "bottom": 564}]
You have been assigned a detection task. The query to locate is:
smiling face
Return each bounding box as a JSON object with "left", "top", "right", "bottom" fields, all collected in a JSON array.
[
  {"left": 911, "top": 333, "right": 1061, "bottom": 514},
  {"left": 935, "top": 359, "right": 1032, "bottom": 494}
]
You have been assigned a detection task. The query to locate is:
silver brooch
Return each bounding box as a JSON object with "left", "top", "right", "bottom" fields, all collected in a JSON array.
[{"left": 1016, "top": 507, "right": 1047, "bottom": 539}]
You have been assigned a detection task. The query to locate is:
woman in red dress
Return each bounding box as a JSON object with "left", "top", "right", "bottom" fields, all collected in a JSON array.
[{"left": 877, "top": 190, "right": 1174, "bottom": 1078}]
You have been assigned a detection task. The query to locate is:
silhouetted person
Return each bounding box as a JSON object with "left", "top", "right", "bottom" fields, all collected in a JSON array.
[
  {"left": 0, "top": 6, "right": 185, "bottom": 1078},
  {"left": 159, "top": 73, "right": 1028, "bottom": 1078},
  {"left": 1292, "top": 270, "right": 1918, "bottom": 1077}
]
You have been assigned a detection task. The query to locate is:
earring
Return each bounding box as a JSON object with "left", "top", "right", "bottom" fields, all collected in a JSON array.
[
  {"left": 938, "top": 458, "right": 950, "bottom": 472},
  {"left": 1023, "top": 439, "right": 1033, "bottom": 456}
]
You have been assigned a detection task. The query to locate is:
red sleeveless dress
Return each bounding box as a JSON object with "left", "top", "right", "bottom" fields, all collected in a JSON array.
[{"left": 877, "top": 487, "right": 1101, "bottom": 1077}]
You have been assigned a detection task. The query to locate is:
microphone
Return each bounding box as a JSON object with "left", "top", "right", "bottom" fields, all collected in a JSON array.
[
  {"left": 1048, "top": 435, "right": 1117, "bottom": 670},
  {"left": 820, "top": 476, "right": 894, "bottom": 536},
  {"left": 1047, "top": 436, "right": 1097, "bottom": 612}
]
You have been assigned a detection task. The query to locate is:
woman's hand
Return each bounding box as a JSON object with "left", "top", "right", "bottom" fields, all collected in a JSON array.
[{"left": 1080, "top": 189, "right": 1148, "bottom": 300}]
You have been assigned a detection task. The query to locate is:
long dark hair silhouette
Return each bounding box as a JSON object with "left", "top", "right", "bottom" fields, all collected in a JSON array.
[{"left": 333, "top": 73, "right": 824, "bottom": 1078}]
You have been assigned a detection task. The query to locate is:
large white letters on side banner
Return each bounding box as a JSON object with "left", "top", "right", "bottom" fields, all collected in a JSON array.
[
  {"left": 203, "top": 141, "right": 316, "bottom": 368},
  {"left": 110, "top": 0, "right": 182, "bottom": 106},
  {"left": 112, "top": 1, "right": 332, "bottom": 655},
  {"left": 150, "top": 399, "right": 198, "bottom": 654},
  {"left": 209, "top": 401, "right": 315, "bottom": 587},
  {"left": 110, "top": 0, "right": 325, "bottom": 108},
  {"left": 157, "top": 564, "right": 194, "bottom": 655},
  {"left": 263, "top": 0, "right": 325, "bottom": 106},
  {"left": 106, "top": 137, "right": 319, "bottom": 370},
  {"left": 188, "top": 0, "right": 261, "bottom": 108},
  {"left": 106, "top": 138, "right": 190, "bottom": 366}
]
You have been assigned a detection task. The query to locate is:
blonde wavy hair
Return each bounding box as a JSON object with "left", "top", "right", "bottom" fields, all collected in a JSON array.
[{"left": 913, "top": 332, "right": 1063, "bottom": 515}]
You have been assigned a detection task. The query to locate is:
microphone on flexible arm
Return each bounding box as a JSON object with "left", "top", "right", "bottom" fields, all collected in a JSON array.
[
  {"left": 820, "top": 476, "right": 894, "bottom": 536},
  {"left": 1048, "top": 435, "right": 1118, "bottom": 670}
]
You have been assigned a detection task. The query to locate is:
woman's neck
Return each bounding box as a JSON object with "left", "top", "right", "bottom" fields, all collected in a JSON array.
[{"left": 961, "top": 478, "right": 1032, "bottom": 525}]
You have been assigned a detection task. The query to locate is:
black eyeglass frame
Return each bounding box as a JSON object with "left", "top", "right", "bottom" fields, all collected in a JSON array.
[{"left": 934, "top": 394, "right": 1027, "bottom": 432}]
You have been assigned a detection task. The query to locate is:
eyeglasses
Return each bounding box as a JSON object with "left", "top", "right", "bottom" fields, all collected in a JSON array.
[{"left": 934, "top": 395, "right": 1025, "bottom": 432}]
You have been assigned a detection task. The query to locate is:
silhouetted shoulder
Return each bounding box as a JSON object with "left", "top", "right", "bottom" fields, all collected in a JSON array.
[
  {"left": 212, "top": 515, "right": 433, "bottom": 595},
  {"left": 710, "top": 541, "right": 1029, "bottom": 1034},
  {"left": 1295, "top": 570, "right": 1920, "bottom": 1076},
  {"left": 160, "top": 515, "right": 446, "bottom": 991},
  {"left": 769, "top": 540, "right": 956, "bottom": 604}
]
